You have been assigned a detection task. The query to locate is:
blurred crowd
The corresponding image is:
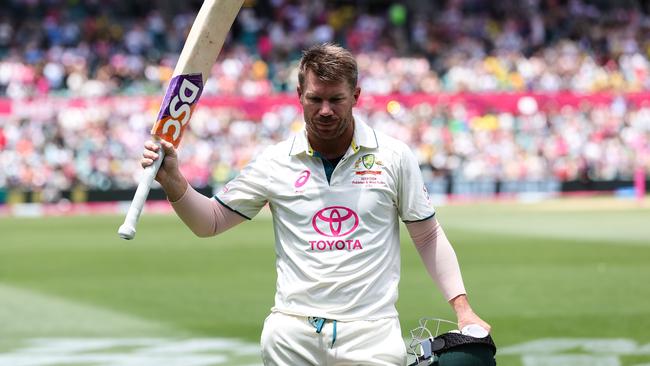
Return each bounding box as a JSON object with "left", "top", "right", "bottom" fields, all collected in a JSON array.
[
  {"left": 1, "top": 0, "right": 650, "bottom": 196},
  {"left": 1, "top": 95, "right": 649, "bottom": 197},
  {"left": 1, "top": 0, "right": 650, "bottom": 98}
]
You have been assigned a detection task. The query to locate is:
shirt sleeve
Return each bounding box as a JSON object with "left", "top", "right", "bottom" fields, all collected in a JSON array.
[
  {"left": 406, "top": 218, "right": 466, "bottom": 301},
  {"left": 396, "top": 144, "right": 436, "bottom": 222},
  {"left": 215, "top": 148, "right": 272, "bottom": 220},
  {"left": 171, "top": 185, "right": 246, "bottom": 237}
]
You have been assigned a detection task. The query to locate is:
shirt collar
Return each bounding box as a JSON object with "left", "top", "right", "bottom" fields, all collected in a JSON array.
[{"left": 289, "top": 115, "right": 378, "bottom": 156}]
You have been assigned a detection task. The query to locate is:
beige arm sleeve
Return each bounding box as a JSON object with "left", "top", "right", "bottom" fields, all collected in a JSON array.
[
  {"left": 406, "top": 218, "right": 466, "bottom": 301},
  {"left": 170, "top": 185, "right": 246, "bottom": 237}
]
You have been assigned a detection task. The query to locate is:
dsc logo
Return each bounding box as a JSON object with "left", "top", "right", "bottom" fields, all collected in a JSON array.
[
  {"left": 311, "top": 206, "right": 359, "bottom": 237},
  {"left": 162, "top": 78, "right": 201, "bottom": 142},
  {"left": 153, "top": 73, "right": 203, "bottom": 146}
]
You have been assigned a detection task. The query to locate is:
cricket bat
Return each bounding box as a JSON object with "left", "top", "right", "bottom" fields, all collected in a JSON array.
[{"left": 118, "top": 0, "right": 244, "bottom": 240}]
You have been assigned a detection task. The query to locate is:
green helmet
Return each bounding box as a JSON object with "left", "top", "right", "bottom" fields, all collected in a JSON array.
[{"left": 431, "top": 332, "right": 496, "bottom": 366}]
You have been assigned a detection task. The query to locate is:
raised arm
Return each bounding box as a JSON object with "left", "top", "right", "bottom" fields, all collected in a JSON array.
[
  {"left": 170, "top": 185, "right": 245, "bottom": 237},
  {"left": 142, "top": 139, "right": 245, "bottom": 237}
]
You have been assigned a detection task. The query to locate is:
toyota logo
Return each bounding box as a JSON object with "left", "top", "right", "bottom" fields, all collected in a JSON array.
[{"left": 312, "top": 206, "right": 359, "bottom": 237}]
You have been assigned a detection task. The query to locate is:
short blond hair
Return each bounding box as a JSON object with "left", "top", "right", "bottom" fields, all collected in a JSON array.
[{"left": 298, "top": 43, "right": 358, "bottom": 91}]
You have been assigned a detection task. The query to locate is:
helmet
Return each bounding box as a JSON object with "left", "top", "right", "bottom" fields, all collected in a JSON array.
[
  {"left": 407, "top": 318, "right": 496, "bottom": 366},
  {"left": 430, "top": 331, "right": 496, "bottom": 365}
]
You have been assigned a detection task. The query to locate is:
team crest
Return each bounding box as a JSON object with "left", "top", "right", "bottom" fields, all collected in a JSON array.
[
  {"left": 362, "top": 154, "right": 375, "bottom": 169},
  {"left": 353, "top": 154, "right": 384, "bottom": 180}
]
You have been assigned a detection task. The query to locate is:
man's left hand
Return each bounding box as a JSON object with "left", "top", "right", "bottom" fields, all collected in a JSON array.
[{"left": 449, "top": 294, "right": 492, "bottom": 335}]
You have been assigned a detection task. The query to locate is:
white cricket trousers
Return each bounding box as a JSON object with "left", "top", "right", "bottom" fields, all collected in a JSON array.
[{"left": 260, "top": 312, "right": 407, "bottom": 366}]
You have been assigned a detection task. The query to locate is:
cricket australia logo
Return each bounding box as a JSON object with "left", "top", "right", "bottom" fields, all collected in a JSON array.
[
  {"left": 362, "top": 154, "right": 375, "bottom": 169},
  {"left": 353, "top": 154, "right": 384, "bottom": 180}
]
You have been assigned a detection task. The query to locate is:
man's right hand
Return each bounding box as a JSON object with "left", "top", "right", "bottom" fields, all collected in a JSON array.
[{"left": 141, "top": 139, "right": 188, "bottom": 201}]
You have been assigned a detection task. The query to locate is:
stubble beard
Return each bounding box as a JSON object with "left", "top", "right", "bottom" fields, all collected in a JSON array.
[{"left": 307, "top": 112, "right": 354, "bottom": 142}]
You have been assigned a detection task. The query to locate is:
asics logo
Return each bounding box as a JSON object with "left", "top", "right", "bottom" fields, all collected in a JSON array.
[{"left": 295, "top": 170, "right": 311, "bottom": 188}]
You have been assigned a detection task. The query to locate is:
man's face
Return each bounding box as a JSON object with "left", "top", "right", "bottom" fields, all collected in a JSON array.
[{"left": 298, "top": 70, "right": 360, "bottom": 143}]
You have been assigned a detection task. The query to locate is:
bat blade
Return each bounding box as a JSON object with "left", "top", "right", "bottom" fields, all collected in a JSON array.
[{"left": 118, "top": 0, "right": 244, "bottom": 240}]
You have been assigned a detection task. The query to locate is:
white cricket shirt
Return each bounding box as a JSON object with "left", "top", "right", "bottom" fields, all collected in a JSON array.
[{"left": 216, "top": 117, "right": 435, "bottom": 321}]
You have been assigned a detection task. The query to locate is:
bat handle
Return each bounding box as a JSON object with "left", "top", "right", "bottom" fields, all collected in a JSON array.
[{"left": 118, "top": 143, "right": 166, "bottom": 240}]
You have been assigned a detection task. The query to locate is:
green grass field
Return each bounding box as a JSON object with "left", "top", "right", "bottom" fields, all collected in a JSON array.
[{"left": 1, "top": 197, "right": 649, "bottom": 365}]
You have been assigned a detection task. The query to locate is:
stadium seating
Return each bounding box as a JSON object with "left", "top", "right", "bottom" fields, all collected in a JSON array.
[{"left": 0, "top": 0, "right": 648, "bottom": 197}]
